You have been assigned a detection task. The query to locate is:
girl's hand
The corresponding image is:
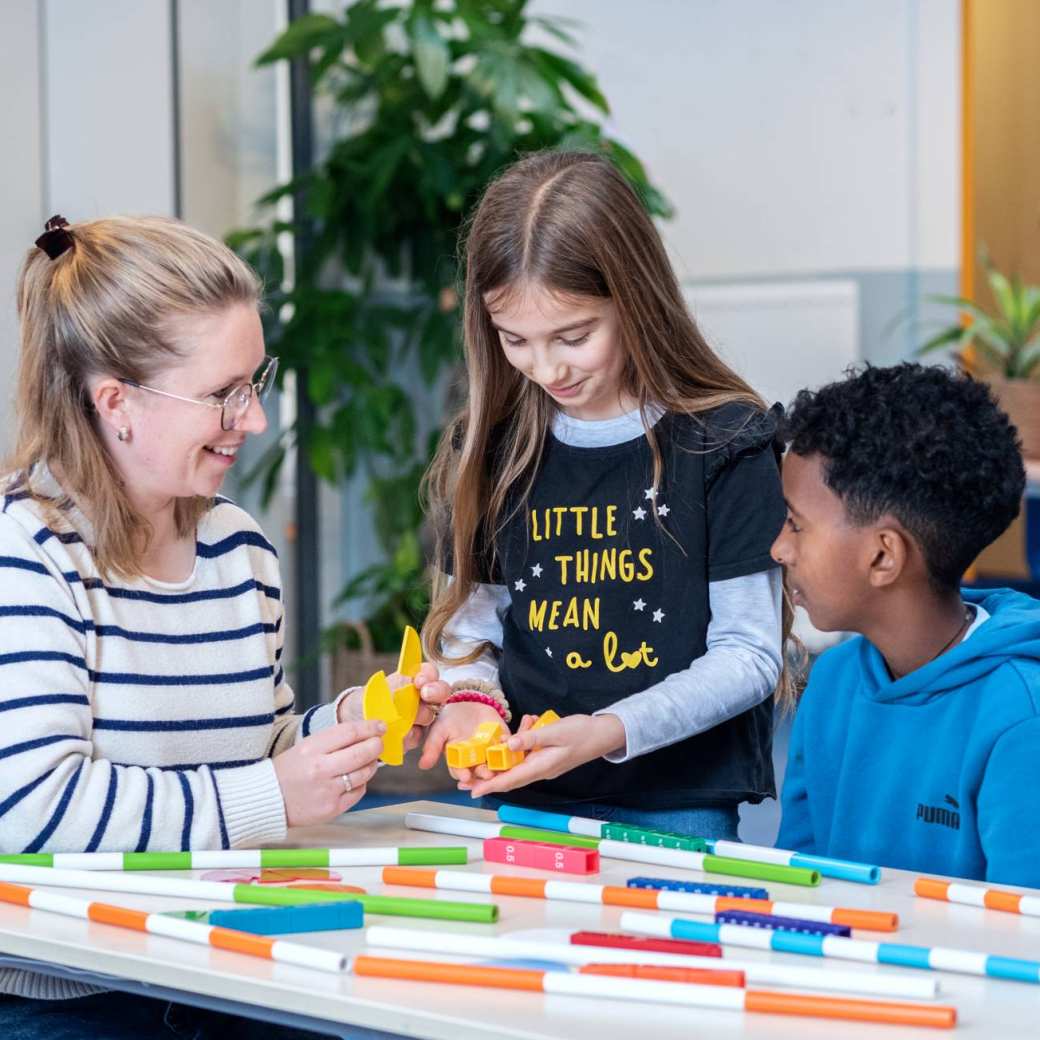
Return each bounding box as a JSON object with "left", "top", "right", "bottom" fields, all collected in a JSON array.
[
  {"left": 418, "top": 701, "right": 507, "bottom": 783},
  {"left": 273, "top": 719, "right": 386, "bottom": 826},
  {"left": 336, "top": 663, "right": 451, "bottom": 752},
  {"left": 467, "top": 713, "right": 627, "bottom": 798}
]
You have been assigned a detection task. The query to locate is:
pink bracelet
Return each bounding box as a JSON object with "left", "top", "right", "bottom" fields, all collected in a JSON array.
[{"left": 444, "top": 690, "right": 510, "bottom": 723}]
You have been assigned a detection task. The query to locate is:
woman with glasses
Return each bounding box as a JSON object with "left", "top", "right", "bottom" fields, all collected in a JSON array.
[{"left": 0, "top": 216, "right": 448, "bottom": 1031}]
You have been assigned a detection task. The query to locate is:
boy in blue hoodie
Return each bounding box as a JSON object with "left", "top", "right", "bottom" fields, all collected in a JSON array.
[{"left": 774, "top": 363, "right": 1039, "bottom": 886}]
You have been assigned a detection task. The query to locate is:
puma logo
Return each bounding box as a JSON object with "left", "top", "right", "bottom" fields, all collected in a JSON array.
[
  {"left": 944, "top": 794, "right": 959, "bottom": 810},
  {"left": 916, "top": 802, "right": 960, "bottom": 830}
]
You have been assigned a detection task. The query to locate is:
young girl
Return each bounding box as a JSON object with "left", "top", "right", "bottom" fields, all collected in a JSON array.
[
  {"left": 0, "top": 215, "right": 446, "bottom": 1032},
  {"left": 419, "top": 151, "right": 791, "bottom": 840}
]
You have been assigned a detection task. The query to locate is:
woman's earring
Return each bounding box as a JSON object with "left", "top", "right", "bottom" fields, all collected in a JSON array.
[{"left": 117, "top": 426, "right": 130, "bottom": 442}]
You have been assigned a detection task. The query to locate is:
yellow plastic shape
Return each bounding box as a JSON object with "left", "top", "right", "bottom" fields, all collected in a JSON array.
[
  {"left": 445, "top": 720, "right": 505, "bottom": 770},
  {"left": 362, "top": 627, "right": 424, "bottom": 767},
  {"left": 485, "top": 710, "right": 561, "bottom": 771}
]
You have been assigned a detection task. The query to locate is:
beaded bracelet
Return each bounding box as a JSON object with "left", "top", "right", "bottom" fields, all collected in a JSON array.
[{"left": 443, "top": 690, "right": 511, "bottom": 724}]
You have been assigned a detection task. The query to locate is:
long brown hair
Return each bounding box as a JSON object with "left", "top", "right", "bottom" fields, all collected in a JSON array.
[
  {"left": 9, "top": 215, "right": 262, "bottom": 579},
  {"left": 423, "top": 151, "right": 797, "bottom": 710}
]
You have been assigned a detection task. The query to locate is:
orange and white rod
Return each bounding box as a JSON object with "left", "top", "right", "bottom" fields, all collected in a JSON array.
[
  {"left": 916, "top": 877, "right": 1040, "bottom": 917},
  {"left": 0, "top": 880, "right": 345, "bottom": 974},
  {"left": 380, "top": 867, "right": 897, "bottom": 932},
  {"left": 350, "top": 955, "right": 956, "bottom": 1029},
  {"left": 364, "top": 926, "right": 939, "bottom": 1000}
]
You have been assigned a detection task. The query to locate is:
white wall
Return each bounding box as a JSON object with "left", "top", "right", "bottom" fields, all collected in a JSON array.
[
  {"left": 0, "top": 1, "right": 44, "bottom": 453},
  {"left": 533, "top": 0, "right": 960, "bottom": 280}
]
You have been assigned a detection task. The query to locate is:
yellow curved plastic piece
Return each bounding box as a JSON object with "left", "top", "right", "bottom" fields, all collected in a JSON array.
[
  {"left": 531, "top": 709, "right": 561, "bottom": 729},
  {"left": 362, "top": 669, "right": 420, "bottom": 767},
  {"left": 397, "top": 625, "right": 423, "bottom": 679}
]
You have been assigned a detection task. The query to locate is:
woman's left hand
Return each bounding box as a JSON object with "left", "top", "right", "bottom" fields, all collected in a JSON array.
[
  {"left": 337, "top": 664, "right": 451, "bottom": 752},
  {"left": 466, "top": 713, "right": 626, "bottom": 798}
]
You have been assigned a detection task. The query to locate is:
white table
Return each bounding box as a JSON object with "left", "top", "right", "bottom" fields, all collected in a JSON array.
[{"left": 1, "top": 800, "right": 1038, "bottom": 1039}]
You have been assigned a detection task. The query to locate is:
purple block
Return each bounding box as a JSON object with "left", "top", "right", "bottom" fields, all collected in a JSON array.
[{"left": 716, "top": 909, "right": 851, "bottom": 937}]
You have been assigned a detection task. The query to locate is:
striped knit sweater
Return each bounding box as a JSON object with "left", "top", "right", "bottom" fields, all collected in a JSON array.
[{"left": 0, "top": 468, "right": 343, "bottom": 998}]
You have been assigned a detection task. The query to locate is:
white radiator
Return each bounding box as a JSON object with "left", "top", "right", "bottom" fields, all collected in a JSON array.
[{"left": 684, "top": 280, "right": 860, "bottom": 411}]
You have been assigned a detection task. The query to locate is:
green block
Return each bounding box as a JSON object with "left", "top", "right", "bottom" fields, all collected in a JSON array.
[
  {"left": 260, "top": 848, "right": 329, "bottom": 867},
  {"left": 703, "top": 854, "right": 820, "bottom": 887},
  {"left": 0, "top": 854, "right": 54, "bottom": 867},
  {"left": 601, "top": 824, "right": 707, "bottom": 852},
  {"left": 123, "top": 852, "right": 194, "bottom": 870},
  {"left": 500, "top": 826, "right": 600, "bottom": 849},
  {"left": 398, "top": 846, "right": 468, "bottom": 866}
]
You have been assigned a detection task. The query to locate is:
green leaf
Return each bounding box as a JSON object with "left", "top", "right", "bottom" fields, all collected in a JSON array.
[
  {"left": 410, "top": 11, "right": 451, "bottom": 100},
  {"left": 530, "top": 47, "right": 609, "bottom": 113},
  {"left": 916, "top": 325, "right": 968, "bottom": 355},
  {"left": 255, "top": 13, "right": 343, "bottom": 66}
]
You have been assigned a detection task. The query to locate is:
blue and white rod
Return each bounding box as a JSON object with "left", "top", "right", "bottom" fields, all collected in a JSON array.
[
  {"left": 706, "top": 840, "right": 880, "bottom": 885},
  {"left": 621, "top": 911, "right": 1040, "bottom": 984}
]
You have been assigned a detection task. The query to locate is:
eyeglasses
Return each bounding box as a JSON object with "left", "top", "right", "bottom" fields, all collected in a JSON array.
[{"left": 119, "top": 356, "right": 279, "bottom": 431}]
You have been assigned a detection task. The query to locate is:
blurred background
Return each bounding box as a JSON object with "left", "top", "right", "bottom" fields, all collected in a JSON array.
[{"left": 1, "top": 0, "right": 1038, "bottom": 840}]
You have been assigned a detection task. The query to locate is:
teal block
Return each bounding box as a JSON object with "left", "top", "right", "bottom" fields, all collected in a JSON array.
[{"left": 206, "top": 900, "right": 364, "bottom": 935}]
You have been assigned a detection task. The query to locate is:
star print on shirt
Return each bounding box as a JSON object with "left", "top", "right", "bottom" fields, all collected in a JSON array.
[
  {"left": 514, "top": 578, "right": 526, "bottom": 592},
  {"left": 658, "top": 503, "right": 670, "bottom": 516},
  {"left": 644, "top": 487, "right": 657, "bottom": 500},
  {"left": 545, "top": 647, "right": 552, "bottom": 657},
  {"left": 531, "top": 564, "right": 543, "bottom": 577},
  {"left": 652, "top": 609, "right": 665, "bottom": 623},
  {"left": 633, "top": 506, "right": 647, "bottom": 520},
  {"left": 633, "top": 598, "right": 646, "bottom": 611}
]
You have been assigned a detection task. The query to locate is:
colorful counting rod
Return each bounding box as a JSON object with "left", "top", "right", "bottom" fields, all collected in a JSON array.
[
  {"left": 0, "top": 847, "right": 468, "bottom": 871},
  {"left": 364, "top": 926, "right": 940, "bottom": 1000},
  {"left": 706, "top": 839, "right": 880, "bottom": 885},
  {"left": 499, "top": 805, "right": 874, "bottom": 885},
  {"left": 404, "top": 813, "right": 819, "bottom": 885},
  {"left": 350, "top": 954, "right": 956, "bottom": 1029},
  {"left": 0, "top": 880, "right": 346, "bottom": 973},
  {"left": 621, "top": 910, "right": 1040, "bottom": 984},
  {"left": 915, "top": 877, "right": 1040, "bottom": 917},
  {"left": 0, "top": 864, "right": 497, "bottom": 924},
  {"left": 380, "top": 867, "right": 896, "bottom": 931}
]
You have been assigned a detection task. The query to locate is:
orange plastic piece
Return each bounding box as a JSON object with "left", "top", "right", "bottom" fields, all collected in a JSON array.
[
  {"left": 716, "top": 896, "right": 773, "bottom": 915},
  {"left": 984, "top": 889, "right": 1023, "bottom": 913},
  {"left": 87, "top": 902, "right": 150, "bottom": 931},
  {"left": 445, "top": 720, "right": 505, "bottom": 769},
  {"left": 601, "top": 886, "right": 662, "bottom": 910},
  {"left": 353, "top": 954, "right": 545, "bottom": 991},
  {"left": 486, "top": 743, "right": 525, "bottom": 771},
  {"left": 532, "top": 709, "right": 561, "bottom": 728},
  {"left": 580, "top": 963, "right": 746, "bottom": 988},
  {"left": 210, "top": 925, "right": 277, "bottom": 958},
  {"left": 830, "top": 908, "right": 899, "bottom": 932},
  {"left": 0, "top": 882, "right": 32, "bottom": 907},
  {"left": 744, "top": 989, "right": 956, "bottom": 1029},
  {"left": 488, "top": 875, "right": 548, "bottom": 899},
  {"left": 382, "top": 867, "right": 438, "bottom": 889},
  {"left": 913, "top": 877, "right": 950, "bottom": 901}
]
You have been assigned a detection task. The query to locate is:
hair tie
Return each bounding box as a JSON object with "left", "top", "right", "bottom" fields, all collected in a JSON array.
[{"left": 35, "top": 215, "right": 74, "bottom": 261}]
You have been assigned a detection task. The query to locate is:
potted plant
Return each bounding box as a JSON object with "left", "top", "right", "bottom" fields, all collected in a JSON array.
[{"left": 918, "top": 253, "right": 1040, "bottom": 458}]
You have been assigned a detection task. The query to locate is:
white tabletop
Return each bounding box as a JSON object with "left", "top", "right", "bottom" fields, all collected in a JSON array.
[{"left": 1, "top": 800, "right": 1038, "bottom": 1039}]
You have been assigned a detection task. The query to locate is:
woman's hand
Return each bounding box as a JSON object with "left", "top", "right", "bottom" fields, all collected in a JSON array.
[
  {"left": 417, "top": 701, "right": 507, "bottom": 784},
  {"left": 273, "top": 719, "right": 386, "bottom": 827},
  {"left": 467, "top": 713, "right": 626, "bottom": 798},
  {"left": 336, "top": 663, "right": 451, "bottom": 752}
]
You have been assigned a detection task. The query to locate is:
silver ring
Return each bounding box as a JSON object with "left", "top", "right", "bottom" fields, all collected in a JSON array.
[{"left": 340, "top": 772, "right": 353, "bottom": 793}]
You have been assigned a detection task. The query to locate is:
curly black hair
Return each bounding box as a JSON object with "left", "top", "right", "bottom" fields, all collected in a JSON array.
[{"left": 782, "top": 363, "right": 1026, "bottom": 591}]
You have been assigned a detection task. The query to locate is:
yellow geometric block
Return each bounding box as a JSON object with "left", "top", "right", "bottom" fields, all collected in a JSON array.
[
  {"left": 485, "top": 710, "right": 561, "bottom": 771},
  {"left": 445, "top": 720, "right": 505, "bottom": 770},
  {"left": 362, "top": 668, "right": 420, "bottom": 767},
  {"left": 397, "top": 625, "right": 423, "bottom": 679}
]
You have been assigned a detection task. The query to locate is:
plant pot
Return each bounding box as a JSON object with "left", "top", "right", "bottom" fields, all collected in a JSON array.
[
  {"left": 988, "top": 377, "right": 1040, "bottom": 461},
  {"left": 329, "top": 621, "right": 456, "bottom": 796}
]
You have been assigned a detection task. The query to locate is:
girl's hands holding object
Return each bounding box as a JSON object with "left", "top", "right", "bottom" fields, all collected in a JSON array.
[
  {"left": 337, "top": 663, "right": 451, "bottom": 752},
  {"left": 417, "top": 701, "right": 506, "bottom": 783},
  {"left": 466, "top": 712, "right": 627, "bottom": 798}
]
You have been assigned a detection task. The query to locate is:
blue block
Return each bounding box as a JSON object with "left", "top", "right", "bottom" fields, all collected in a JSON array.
[
  {"left": 626, "top": 876, "right": 769, "bottom": 900},
  {"left": 716, "top": 909, "right": 850, "bottom": 937},
  {"left": 207, "top": 901, "right": 364, "bottom": 935},
  {"left": 877, "top": 942, "right": 932, "bottom": 970},
  {"left": 498, "top": 804, "right": 580, "bottom": 834},
  {"left": 789, "top": 852, "right": 881, "bottom": 885},
  {"left": 769, "top": 930, "right": 826, "bottom": 957},
  {"left": 985, "top": 955, "right": 1040, "bottom": 983},
  {"left": 668, "top": 918, "right": 720, "bottom": 943}
]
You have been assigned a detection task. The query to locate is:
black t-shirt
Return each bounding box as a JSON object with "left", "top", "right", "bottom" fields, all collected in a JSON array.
[{"left": 481, "top": 403, "right": 786, "bottom": 809}]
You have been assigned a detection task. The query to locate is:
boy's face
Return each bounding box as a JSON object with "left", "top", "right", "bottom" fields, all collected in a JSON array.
[{"left": 771, "top": 451, "right": 876, "bottom": 632}]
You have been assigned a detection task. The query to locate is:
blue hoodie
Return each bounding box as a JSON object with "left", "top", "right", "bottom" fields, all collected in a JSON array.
[{"left": 778, "top": 588, "right": 1040, "bottom": 886}]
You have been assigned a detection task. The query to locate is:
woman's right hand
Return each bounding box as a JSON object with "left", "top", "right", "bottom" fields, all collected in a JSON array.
[
  {"left": 418, "top": 701, "right": 507, "bottom": 786},
  {"left": 273, "top": 719, "right": 386, "bottom": 827}
]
